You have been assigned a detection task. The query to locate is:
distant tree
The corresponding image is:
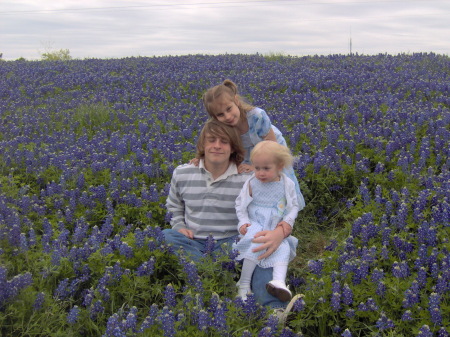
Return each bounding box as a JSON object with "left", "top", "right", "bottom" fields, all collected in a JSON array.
[{"left": 41, "top": 48, "right": 72, "bottom": 61}]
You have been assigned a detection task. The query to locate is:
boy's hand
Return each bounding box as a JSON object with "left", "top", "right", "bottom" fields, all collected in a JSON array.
[
  {"left": 178, "top": 228, "right": 194, "bottom": 239},
  {"left": 251, "top": 227, "right": 284, "bottom": 259}
]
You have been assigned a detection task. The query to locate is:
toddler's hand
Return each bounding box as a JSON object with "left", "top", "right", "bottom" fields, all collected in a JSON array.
[{"left": 239, "top": 223, "right": 251, "bottom": 235}]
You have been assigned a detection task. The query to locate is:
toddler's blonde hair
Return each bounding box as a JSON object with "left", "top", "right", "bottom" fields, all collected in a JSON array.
[{"left": 250, "top": 140, "right": 293, "bottom": 168}]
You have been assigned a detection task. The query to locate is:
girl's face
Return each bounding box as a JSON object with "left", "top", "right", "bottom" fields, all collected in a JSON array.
[
  {"left": 211, "top": 93, "right": 241, "bottom": 127},
  {"left": 252, "top": 153, "right": 283, "bottom": 183}
]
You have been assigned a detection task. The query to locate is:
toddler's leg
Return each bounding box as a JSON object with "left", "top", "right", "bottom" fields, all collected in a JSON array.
[
  {"left": 266, "top": 264, "right": 292, "bottom": 302},
  {"left": 237, "top": 259, "right": 257, "bottom": 300}
]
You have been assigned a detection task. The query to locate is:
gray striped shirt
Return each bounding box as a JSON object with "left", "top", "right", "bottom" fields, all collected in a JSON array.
[{"left": 166, "top": 160, "right": 251, "bottom": 239}]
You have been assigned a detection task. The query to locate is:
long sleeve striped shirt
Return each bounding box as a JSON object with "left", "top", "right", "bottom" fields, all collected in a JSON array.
[{"left": 166, "top": 160, "right": 251, "bottom": 239}]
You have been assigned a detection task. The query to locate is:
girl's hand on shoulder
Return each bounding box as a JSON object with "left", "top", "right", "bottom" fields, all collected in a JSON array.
[
  {"left": 238, "top": 163, "right": 254, "bottom": 174},
  {"left": 189, "top": 158, "right": 200, "bottom": 166},
  {"left": 239, "top": 223, "right": 251, "bottom": 235}
]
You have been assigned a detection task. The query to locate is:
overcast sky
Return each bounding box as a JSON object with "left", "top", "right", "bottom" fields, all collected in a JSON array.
[{"left": 1, "top": 0, "right": 449, "bottom": 60}]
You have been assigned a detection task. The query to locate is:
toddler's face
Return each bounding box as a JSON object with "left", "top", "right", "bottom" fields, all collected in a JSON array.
[{"left": 252, "top": 153, "right": 282, "bottom": 183}]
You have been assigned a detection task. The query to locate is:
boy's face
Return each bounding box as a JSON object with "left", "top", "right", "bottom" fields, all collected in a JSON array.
[{"left": 203, "top": 132, "right": 232, "bottom": 168}]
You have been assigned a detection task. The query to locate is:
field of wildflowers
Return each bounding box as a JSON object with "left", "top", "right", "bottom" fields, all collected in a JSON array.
[{"left": 0, "top": 53, "right": 449, "bottom": 336}]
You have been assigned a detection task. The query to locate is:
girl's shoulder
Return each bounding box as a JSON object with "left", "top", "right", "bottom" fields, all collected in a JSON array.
[{"left": 246, "top": 107, "right": 265, "bottom": 117}]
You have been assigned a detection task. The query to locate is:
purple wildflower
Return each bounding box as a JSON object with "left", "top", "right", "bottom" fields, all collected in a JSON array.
[
  {"left": 376, "top": 312, "right": 395, "bottom": 331},
  {"left": 163, "top": 284, "right": 176, "bottom": 308},
  {"left": 417, "top": 325, "right": 433, "bottom": 337},
  {"left": 342, "top": 329, "right": 352, "bottom": 337},
  {"left": 67, "top": 305, "right": 80, "bottom": 324},
  {"left": 33, "top": 292, "right": 45, "bottom": 311}
]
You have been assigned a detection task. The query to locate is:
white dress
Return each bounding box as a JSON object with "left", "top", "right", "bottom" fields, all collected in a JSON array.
[{"left": 233, "top": 173, "right": 299, "bottom": 268}]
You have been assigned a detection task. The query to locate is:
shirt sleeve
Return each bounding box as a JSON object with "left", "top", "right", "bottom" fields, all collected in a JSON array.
[
  {"left": 235, "top": 178, "right": 253, "bottom": 230},
  {"left": 165, "top": 170, "right": 188, "bottom": 232},
  {"left": 249, "top": 108, "right": 272, "bottom": 139},
  {"left": 282, "top": 176, "right": 300, "bottom": 227}
]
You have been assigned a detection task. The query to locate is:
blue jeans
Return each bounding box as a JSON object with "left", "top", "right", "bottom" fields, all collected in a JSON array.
[{"left": 162, "top": 228, "right": 287, "bottom": 309}]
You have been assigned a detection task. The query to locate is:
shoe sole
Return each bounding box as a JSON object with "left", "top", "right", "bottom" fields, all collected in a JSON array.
[{"left": 266, "top": 283, "right": 292, "bottom": 302}]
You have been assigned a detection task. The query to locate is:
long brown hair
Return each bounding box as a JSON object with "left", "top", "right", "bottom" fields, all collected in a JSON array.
[
  {"left": 196, "top": 119, "right": 245, "bottom": 166},
  {"left": 202, "top": 79, "right": 254, "bottom": 124}
]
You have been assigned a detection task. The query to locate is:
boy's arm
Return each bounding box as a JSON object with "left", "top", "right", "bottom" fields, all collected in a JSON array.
[{"left": 165, "top": 172, "right": 188, "bottom": 232}]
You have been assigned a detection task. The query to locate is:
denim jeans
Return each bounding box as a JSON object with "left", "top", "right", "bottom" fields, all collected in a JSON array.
[{"left": 162, "top": 228, "right": 287, "bottom": 309}]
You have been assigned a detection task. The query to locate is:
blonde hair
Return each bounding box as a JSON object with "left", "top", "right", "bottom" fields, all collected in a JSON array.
[
  {"left": 250, "top": 141, "right": 293, "bottom": 168},
  {"left": 202, "top": 79, "right": 254, "bottom": 122},
  {"left": 196, "top": 119, "right": 245, "bottom": 166}
]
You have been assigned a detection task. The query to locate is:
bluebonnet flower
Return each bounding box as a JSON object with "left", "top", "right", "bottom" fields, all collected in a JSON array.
[
  {"left": 203, "top": 234, "right": 216, "bottom": 257},
  {"left": 342, "top": 284, "right": 353, "bottom": 306},
  {"left": 279, "top": 327, "right": 302, "bottom": 337},
  {"left": 104, "top": 313, "right": 123, "bottom": 336},
  {"left": 138, "top": 303, "right": 159, "bottom": 333},
  {"left": 178, "top": 256, "right": 202, "bottom": 290},
  {"left": 163, "top": 284, "right": 177, "bottom": 308},
  {"left": 435, "top": 274, "right": 448, "bottom": 294},
  {"left": 346, "top": 309, "right": 355, "bottom": 318},
  {"left": 376, "top": 281, "right": 386, "bottom": 297},
  {"left": 89, "top": 300, "right": 105, "bottom": 320},
  {"left": 376, "top": 312, "right": 395, "bottom": 331},
  {"left": 28, "top": 227, "right": 36, "bottom": 247},
  {"left": 359, "top": 182, "right": 370, "bottom": 205},
  {"left": 258, "top": 327, "right": 274, "bottom": 337},
  {"left": 53, "top": 278, "right": 70, "bottom": 300},
  {"left": 118, "top": 242, "right": 134, "bottom": 259},
  {"left": 437, "top": 327, "right": 449, "bottom": 337},
  {"left": 136, "top": 257, "right": 155, "bottom": 277},
  {"left": 342, "top": 329, "right": 352, "bottom": 337},
  {"left": 392, "top": 261, "right": 409, "bottom": 278},
  {"left": 417, "top": 325, "right": 433, "bottom": 337},
  {"left": 402, "top": 282, "right": 420, "bottom": 308},
  {"left": 33, "top": 292, "right": 45, "bottom": 311},
  {"left": 401, "top": 310, "right": 413, "bottom": 321},
  {"left": 123, "top": 306, "right": 138, "bottom": 332},
  {"left": 290, "top": 294, "right": 305, "bottom": 312},
  {"left": 428, "top": 292, "right": 442, "bottom": 326},
  {"left": 307, "top": 259, "right": 324, "bottom": 276},
  {"left": 211, "top": 303, "right": 228, "bottom": 333},
  {"left": 67, "top": 305, "right": 80, "bottom": 324},
  {"left": 197, "top": 309, "right": 210, "bottom": 331},
  {"left": 82, "top": 288, "right": 94, "bottom": 307},
  {"left": 331, "top": 292, "right": 341, "bottom": 311}
]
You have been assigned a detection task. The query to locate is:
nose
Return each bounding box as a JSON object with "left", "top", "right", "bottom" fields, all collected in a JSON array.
[{"left": 213, "top": 139, "right": 222, "bottom": 147}]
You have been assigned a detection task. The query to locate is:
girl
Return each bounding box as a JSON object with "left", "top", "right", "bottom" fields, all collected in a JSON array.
[
  {"left": 233, "top": 141, "right": 299, "bottom": 302},
  {"left": 202, "top": 79, "right": 305, "bottom": 210}
]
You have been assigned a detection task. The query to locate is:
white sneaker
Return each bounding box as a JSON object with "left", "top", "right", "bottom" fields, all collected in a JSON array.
[{"left": 266, "top": 280, "right": 292, "bottom": 302}]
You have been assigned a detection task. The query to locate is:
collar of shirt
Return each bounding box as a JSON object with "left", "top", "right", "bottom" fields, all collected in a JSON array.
[{"left": 199, "top": 159, "right": 238, "bottom": 186}]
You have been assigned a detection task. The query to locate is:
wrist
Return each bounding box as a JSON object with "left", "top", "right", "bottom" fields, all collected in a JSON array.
[{"left": 276, "top": 223, "right": 290, "bottom": 238}]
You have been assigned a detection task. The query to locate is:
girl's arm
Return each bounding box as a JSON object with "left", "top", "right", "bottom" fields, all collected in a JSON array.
[{"left": 263, "top": 127, "right": 277, "bottom": 142}]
